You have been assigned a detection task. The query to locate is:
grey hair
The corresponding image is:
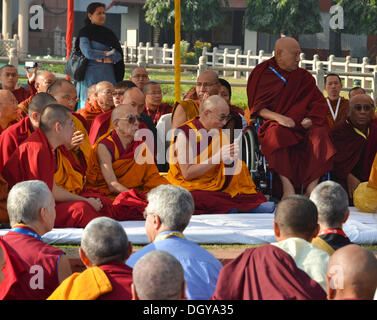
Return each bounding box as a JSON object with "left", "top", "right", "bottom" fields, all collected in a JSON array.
[
  {"left": 81, "top": 217, "right": 129, "bottom": 266},
  {"left": 133, "top": 250, "right": 184, "bottom": 300},
  {"left": 146, "top": 185, "right": 194, "bottom": 232},
  {"left": 310, "top": 181, "right": 349, "bottom": 227},
  {"left": 7, "top": 180, "right": 52, "bottom": 225}
]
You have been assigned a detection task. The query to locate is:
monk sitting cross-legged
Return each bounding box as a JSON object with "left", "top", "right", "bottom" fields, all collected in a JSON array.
[
  {"left": 1, "top": 104, "right": 119, "bottom": 228},
  {"left": 247, "top": 37, "right": 336, "bottom": 198},
  {"left": 85, "top": 104, "right": 168, "bottom": 220},
  {"left": 167, "top": 95, "right": 267, "bottom": 214}
]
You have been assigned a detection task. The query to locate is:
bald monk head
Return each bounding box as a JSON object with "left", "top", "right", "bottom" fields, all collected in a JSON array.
[
  {"left": 326, "top": 244, "right": 377, "bottom": 300},
  {"left": 196, "top": 70, "right": 220, "bottom": 103},
  {"left": 34, "top": 71, "right": 56, "bottom": 93},
  {"left": 123, "top": 87, "right": 145, "bottom": 114},
  {"left": 274, "top": 195, "right": 320, "bottom": 242},
  {"left": 39, "top": 103, "right": 74, "bottom": 149},
  {"left": 0, "top": 90, "right": 18, "bottom": 130},
  {"left": 132, "top": 250, "right": 186, "bottom": 300},
  {"left": 80, "top": 217, "right": 132, "bottom": 267},
  {"left": 87, "top": 84, "right": 97, "bottom": 106},
  {"left": 274, "top": 37, "right": 302, "bottom": 72},
  {"left": 28, "top": 92, "right": 57, "bottom": 129},
  {"left": 95, "top": 81, "right": 115, "bottom": 111},
  {"left": 349, "top": 87, "right": 366, "bottom": 99},
  {"left": 199, "top": 95, "right": 230, "bottom": 131},
  {"left": 47, "top": 79, "right": 78, "bottom": 111},
  {"left": 0, "top": 245, "right": 4, "bottom": 285},
  {"left": 348, "top": 94, "right": 375, "bottom": 132},
  {"left": 111, "top": 103, "right": 141, "bottom": 142},
  {"left": 130, "top": 67, "right": 150, "bottom": 90}
]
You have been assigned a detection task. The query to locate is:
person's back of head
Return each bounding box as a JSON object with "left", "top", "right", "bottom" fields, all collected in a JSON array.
[
  {"left": 274, "top": 195, "right": 319, "bottom": 242},
  {"left": 80, "top": 217, "right": 131, "bottom": 267},
  {"left": 146, "top": 185, "right": 194, "bottom": 232},
  {"left": 46, "top": 79, "right": 73, "bottom": 96},
  {"left": 28, "top": 92, "right": 57, "bottom": 116},
  {"left": 310, "top": 181, "right": 349, "bottom": 228},
  {"left": 39, "top": 103, "right": 72, "bottom": 134},
  {"left": 326, "top": 244, "right": 377, "bottom": 300},
  {"left": 132, "top": 250, "right": 185, "bottom": 300},
  {"left": 7, "top": 180, "right": 54, "bottom": 230}
]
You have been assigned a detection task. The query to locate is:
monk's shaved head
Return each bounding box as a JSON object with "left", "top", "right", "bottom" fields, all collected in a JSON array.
[
  {"left": 327, "top": 244, "right": 377, "bottom": 300},
  {"left": 81, "top": 217, "right": 130, "bottom": 266},
  {"left": 39, "top": 103, "right": 71, "bottom": 133},
  {"left": 132, "top": 250, "right": 185, "bottom": 300},
  {"left": 275, "top": 195, "right": 319, "bottom": 240},
  {"left": 111, "top": 103, "right": 135, "bottom": 122},
  {"left": 196, "top": 70, "right": 220, "bottom": 103},
  {"left": 274, "top": 37, "right": 301, "bottom": 72},
  {"left": 200, "top": 95, "right": 229, "bottom": 113},
  {"left": 28, "top": 92, "right": 57, "bottom": 115}
]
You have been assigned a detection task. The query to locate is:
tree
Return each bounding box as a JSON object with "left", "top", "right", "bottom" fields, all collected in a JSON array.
[
  {"left": 143, "top": 0, "right": 227, "bottom": 33},
  {"left": 244, "top": 0, "right": 323, "bottom": 39}
]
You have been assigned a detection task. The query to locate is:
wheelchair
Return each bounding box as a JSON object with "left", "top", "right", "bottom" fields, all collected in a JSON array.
[{"left": 241, "top": 118, "right": 273, "bottom": 198}]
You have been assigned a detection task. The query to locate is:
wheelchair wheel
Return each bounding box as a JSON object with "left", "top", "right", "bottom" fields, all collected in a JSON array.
[{"left": 241, "top": 126, "right": 259, "bottom": 182}]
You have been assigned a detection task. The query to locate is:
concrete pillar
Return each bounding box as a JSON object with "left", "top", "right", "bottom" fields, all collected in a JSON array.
[
  {"left": 18, "top": 0, "right": 29, "bottom": 58},
  {"left": 2, "top": 0, "right": 12, "bottom": 39}
]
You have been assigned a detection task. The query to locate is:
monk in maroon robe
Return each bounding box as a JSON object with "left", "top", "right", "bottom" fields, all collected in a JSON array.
[
  {"left": 143, "top": 81, "right": 172, "bottom": 125},
  {"left": 247, "top": 37, "right": 335, "bottom": 198},
  {"left": 0, "top": 93, "right": 56, "bottom": 172},
  {"left": 330, "top": 94, "right": 377, "bottom": 200},
  {"left": 1, "top": 104, "right": 116, "bottom": 228}
]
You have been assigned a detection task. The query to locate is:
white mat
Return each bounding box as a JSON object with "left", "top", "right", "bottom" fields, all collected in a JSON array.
[{"left": 1, "top": 207, "right": 376, "bottom": 245}]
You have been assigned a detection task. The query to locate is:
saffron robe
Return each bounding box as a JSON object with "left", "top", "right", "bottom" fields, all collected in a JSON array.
[
  {"left": 247, "top": 57, "right": 336, "bottom": 189},
  {"left": 211, "top": 244, "right": 326, "bottom": 300},
  {"left": 48, "top": 266, "right": 112, "bottom": 300},
  {"left": 18, "top": 93, "right": 36, "bottom": 118},
  {"left": 172, "top": 99, "right": 200, "bottom": 125},
  {"left": 77, "top": 99, "right": 108, "bottom": 130},
  {"left": 48, "top": 262, "right": 132, "bottom": 300},
  {"left": 326, "top": 96, "right": 349, "bottom": 128},
  {"left": 86, "top": 130, "right": 168, "bottom": 197},
  {"left": 2, "top": 225, "right": 65, "bottom": 300},
  {"left": 330, "top": 118, "right": 377, "bottom": 192},
  {"left": 145, "top": 102, "right": 172, "bottom": 125},
  {"left": 167, "top": 117, "right": 266, "bottom": 214},
  {"left": 1, "top": 129, "right": 115, "bottom": 228}
]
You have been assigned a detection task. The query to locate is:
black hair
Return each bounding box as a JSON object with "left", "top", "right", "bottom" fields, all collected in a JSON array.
[
  {"left": 84, "top": 2, "right": 106, "bottom": 26},
  {"left": 219, "top": 78, "right": 232, "bottom": 98},
  {"left": 324, "top": 73, "right": 342, "bottom": 85}
]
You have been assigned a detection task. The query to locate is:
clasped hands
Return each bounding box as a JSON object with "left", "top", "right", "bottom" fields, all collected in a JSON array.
[{"left": 276, "top": 114, "right": 312, "bottom": 130}]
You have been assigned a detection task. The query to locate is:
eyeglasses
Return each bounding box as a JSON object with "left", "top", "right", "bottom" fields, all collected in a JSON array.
[
  {"left": 146, "top": 91, "right": 162, "bottom": 96},
  {"left": 354, "top": 104, "right": 373, "bottom": 112},
  {"left": 132, "top": 74, "right": 149, "bottom": 79},
  {"left": 117, "top": 114, "right": 143, "bottom": 124},
  {"left": 112, "top": 90, "right": 125, "bottom": 96},
  {"left": 196, "top": 82, "right": 216, "bottom": 88},
  {"left": 207, "top": 110, "right": 232, "bottom": 122}
]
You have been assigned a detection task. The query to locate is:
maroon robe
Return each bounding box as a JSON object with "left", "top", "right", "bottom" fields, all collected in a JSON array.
[
  {"left": 144, "top": 102, "right": 172, "bottom": 125},
  {"left": 211, "top": 244, "right": 326, "bottom": 300},
  {"left": 330, "top": 118, "right": 377, "bottom": 191},
  {"left": 89, "top": 110, "right": 113, "bottom": 145},
  {"left": 97, "top": 262, "right": 133, "bottom": 300},
  {"left": 247, "top": 57, "right": 336, "bottom": 189},
  {"left": 2, "top": 226, "right": 65, "bottom": 300},
  {"left": 0, "top": 117, "right": 34, "bottom": 172},
  {"left": 0, "top": 237, "right": 31, "bottom": 300},
  {"left": 12, "top": 81, "right": 37, "bottom": 104}
]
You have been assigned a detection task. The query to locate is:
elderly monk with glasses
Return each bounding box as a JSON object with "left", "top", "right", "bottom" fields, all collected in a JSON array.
[
  {"left": 330, "top": 94, "right": 377, "bottom": 203},
  {"left": 85, "top": 103, "right": 168, "bottom": 220},
  {"left": 167, "top": 95, "right": 266, "bottom": 215}
]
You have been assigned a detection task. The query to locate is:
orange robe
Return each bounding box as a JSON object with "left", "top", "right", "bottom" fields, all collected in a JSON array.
[
  {"left": 326, "top": 97, "right": 349, "bottom": 128},
  {"left": 77, "top": 100, "right": 108, "bottom": 130},
  {"left": 167, "top": 118, "right": 266, "bottom": 214},
  {"left": 86, "top": 130, "right": 168, "bottom": 199},
  {"left": 172, "top": 99, "right": 199, "bottom": 124}
]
